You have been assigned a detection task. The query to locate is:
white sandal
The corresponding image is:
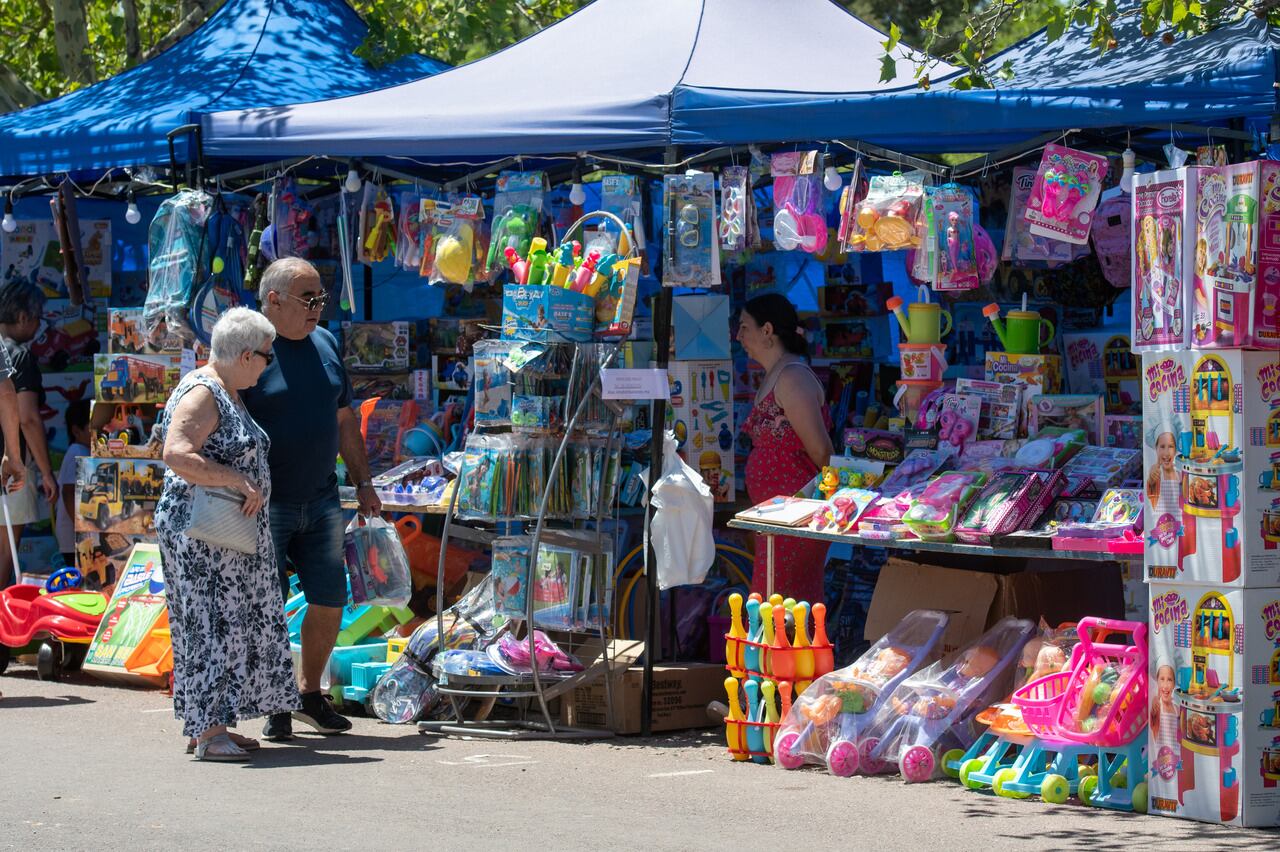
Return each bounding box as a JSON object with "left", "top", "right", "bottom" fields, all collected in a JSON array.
[
  {"left": 186, "top": 733, "right": 260, "bottom": 754},
  {"left": 194, "top": 733, "right": 251, "bottom": 762}
]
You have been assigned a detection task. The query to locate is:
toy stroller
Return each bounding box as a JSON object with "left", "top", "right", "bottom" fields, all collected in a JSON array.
[
  {"left": 861, "top": 616, "right": 1036, "bottom": 782},
  {"left": 775, "top": 609, "right": 949, "bottom": 776}
]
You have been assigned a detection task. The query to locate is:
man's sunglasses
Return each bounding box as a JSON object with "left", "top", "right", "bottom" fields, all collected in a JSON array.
[{"left": 285, "top": 291, "right": 329, "bottom": 311}]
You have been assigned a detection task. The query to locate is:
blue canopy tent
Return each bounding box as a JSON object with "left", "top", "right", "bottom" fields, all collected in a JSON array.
[
  {"left": 0, "top": 0, "right": 447, "bottom": 180},
  {"left": 200, "top": 0, "right": 954, "bottom": 170},
  {"left": 203, "top": 0, "right": 1278, "bottom": 166}
]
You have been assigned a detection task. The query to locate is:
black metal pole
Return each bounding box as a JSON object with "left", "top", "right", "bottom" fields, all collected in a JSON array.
[{"left": 362, "top": 263, "right": 373, "bottom": 321}]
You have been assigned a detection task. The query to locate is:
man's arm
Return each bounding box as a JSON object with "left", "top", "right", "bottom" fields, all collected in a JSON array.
[
  {"left": 336, "top": 405, "right": 381, "bottom": 516},
  {"left": 0, "top": 378, "right": 24, "bottom": 491},
  {"left": 17, "top": 389, "right": 56, "bottom": 502}
]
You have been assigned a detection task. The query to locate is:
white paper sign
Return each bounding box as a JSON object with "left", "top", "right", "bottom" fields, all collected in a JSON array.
[{"left": 601, "top": 369, "right": 670, "bottom": 400}]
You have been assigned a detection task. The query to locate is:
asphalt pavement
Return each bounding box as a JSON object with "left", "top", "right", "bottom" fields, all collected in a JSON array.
[{"left": 1, "top": 666, "right": 1278, "bottom": 851}]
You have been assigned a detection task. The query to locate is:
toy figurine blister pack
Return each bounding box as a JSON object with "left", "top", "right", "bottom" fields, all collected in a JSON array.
[
  {"left": 719, "top": 165, "right": 758, "bottom": 252},
  {"left": 932, "top": 184, "right": 980, "bottom": 291},
  {"left": 771, "top": 152, "right": 826, "bottom": 255},
  {"left": 1004, "top": 167, "right": 1091, "bottom": 266},
  {"left": 663, "top": 172, "right": 720, "bottom": 288},
  {"left": 1024, "top": 144, "right": 1109, "bottom": 245},
  {"left": 343, "top": 515, "right": 413, "bottom": 608},
  {"left": 487, "top": 170, "right": 546, "bottom": 280},
  {"left": 1132, "top": 168, "right": 1196, "bottom": 351},
  {"left": 902, "top": 471, "right": 989, "bottom": 541},
  {"left": 429, "top": 194, "right": 484, "bottom": 289},
  {"left": 846, "top": 171, "right": 927, "bottom": 253}
]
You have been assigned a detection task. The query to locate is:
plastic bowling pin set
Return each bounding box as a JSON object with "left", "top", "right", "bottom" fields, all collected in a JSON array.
[{"left": 723, "top": 592, "right": 835, "bottom": 763}]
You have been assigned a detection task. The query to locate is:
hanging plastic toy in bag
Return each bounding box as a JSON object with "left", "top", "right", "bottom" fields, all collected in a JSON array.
[
  {"left": 1025, "top": 143, "right": 1109, "bottom": 246},
  {"left": 932, "top": 184, "right": 980, "bottom": 291},
  {"left": 719, "top": 165, "right": 757, "bottom": 252},
  {"left": 486, "top": 170, "right": 546, "bottom": 280},
  {"left": 650, "top": 431, "right": 714, "bottom": 590},
  {"left": 144, "top": 188, "right": 212, "bottom": 341},
  {"left": 429, "top": 194, "right": 484, "bottom": 289},
  {"left": 846, "top": 171, "right": 926, "bottom": 253},
  {"left": 771, "top": 151, "right": 826, "bottom": 254},
  {"left": 836, "top": 158, "right": 866, "bottom": 253},
  {"left": 344, "top": 515, "right": 413, "bottom": 608},
  {"left": 417, "top": 198, "right": 439, "bottom": 278},
  {"left": 395, "top": 189, "right": 425, "bottom": 271},
  {"left": 270, "top": 176, "right": 315, "bottom": 259},
  {"left": 361, "top": 186, "right": 396, "bottom": 264}
]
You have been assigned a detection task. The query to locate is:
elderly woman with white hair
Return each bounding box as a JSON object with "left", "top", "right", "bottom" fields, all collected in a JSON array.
[{"left": 154, "top": 307, "right": 299, "bottom": 761}]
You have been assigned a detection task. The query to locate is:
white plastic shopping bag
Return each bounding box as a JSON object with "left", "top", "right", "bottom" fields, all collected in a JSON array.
[{"left": 650, "top": 431, "right": 715, "bottom": 590}]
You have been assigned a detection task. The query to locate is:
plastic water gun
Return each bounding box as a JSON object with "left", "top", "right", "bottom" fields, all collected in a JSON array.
[{"left": 487, "top": 204, "right": 537, "bottom": 272}]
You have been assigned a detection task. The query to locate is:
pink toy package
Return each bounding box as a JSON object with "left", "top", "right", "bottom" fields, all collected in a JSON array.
[
  {"left": 1132, "top": 169, "right": 1197, "bottom": 352},
  {"left": 1254, "top": 161, "right": 1280, "bottom": 350},
  {"left": 1193, "top": 163, "right": 1261, "bottom": 349},
  {"left": 1004, "top": 166, "right": 1091, "bottom": 266},
  {"left": 1091, "top": 190, "right": 1132, "bottom": 288},
  {"left": 1025, "top": 144, "right": 1109, "bottom": 246}
]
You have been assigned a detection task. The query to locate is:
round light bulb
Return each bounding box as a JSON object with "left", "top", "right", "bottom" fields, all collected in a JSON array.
[
  {"left": 125, "top": 202, "right": 141, "bottom": 225},
  {"left": 345, "top": 169, "right": 363, "bottom": 193},
  {"left": 568, "top": 182, "right": 586, "bottom": 206},
  {"left": 1119, "top": 148, "right": 1136, "bottom": 194},
  {"left": 823, "top": 166, "right": 842, "bottom": 192},
  {"left": 1, "top": 212, "right": 15, "bottom": 233}
]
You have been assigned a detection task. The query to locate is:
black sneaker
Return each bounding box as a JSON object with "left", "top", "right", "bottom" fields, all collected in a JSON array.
[
  {"left": 262, "top": 712, "right": 293, "bottom": 741},
  {"left": 293, "top": 691, "right": 351, "bottom": 735}
]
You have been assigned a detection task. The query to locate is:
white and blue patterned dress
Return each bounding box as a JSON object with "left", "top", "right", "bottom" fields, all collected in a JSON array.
[{"left": 154, "top": 372, "right": 299, "bottom": 738}]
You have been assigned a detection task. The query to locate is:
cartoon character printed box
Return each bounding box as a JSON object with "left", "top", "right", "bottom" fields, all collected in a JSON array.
[
  {"left": 666, "top": 360, "right": 735, "bottom": 503},
  {"left": 1254, "top": 161, "right": 1280, "bottom": 350},
  {"left": 983, "top": 352, "right": 1062, "bottom": 437},
  {"left": 1147, "top": 582, "right": 1280, "bottom": 827},
  {"left": 341, "top": 321, "right": 411, "bottom": 373},
  {"left": 1142, "top": 351, "right": 1280, "bottom": 587}
]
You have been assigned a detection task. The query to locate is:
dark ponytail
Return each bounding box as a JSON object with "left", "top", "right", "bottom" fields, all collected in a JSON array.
[{"left": 744, "top": 293, "right": 808, "bottom": 358}]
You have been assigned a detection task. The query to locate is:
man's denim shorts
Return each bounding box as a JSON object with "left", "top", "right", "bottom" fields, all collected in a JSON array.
[{"left": 270, "top": 493, "right": 347, "bottom": 608}]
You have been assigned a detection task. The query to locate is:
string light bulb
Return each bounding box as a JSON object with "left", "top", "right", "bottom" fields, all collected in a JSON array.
[
  {"left": 823, "top": 165, "right": 842, "bottom": 192},
  {"left": 345, "top": 168, "right": 363, "bottom": 194},
  {"left": 1119, "top": 148, "right": 1136, "bottom": 194},
  {"left": 1, "top": 198, "right": 15, "bottom": 233},
  {"left": 125, "top": 190, "right": 141, "bottom": 225}
]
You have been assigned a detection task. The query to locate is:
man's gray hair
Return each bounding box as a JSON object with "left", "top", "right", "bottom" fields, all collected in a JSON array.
[
  {"left": 210, "top": 307, "right": 276, "bottom": 363},
  {"left": 258, "top": 256, "right": 319, "bottom": 305},
  {"left": 0, "top": 279, "right": 46, "bottom": 325}
]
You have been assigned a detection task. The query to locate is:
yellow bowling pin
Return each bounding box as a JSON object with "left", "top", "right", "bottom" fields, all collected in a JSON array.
[
  {"left": 762, "top": 680, "right": 780, "bottom": 759},
  {"left": 759, "top": 602, "right": 774, "bottom": 673},
  {"left": 724, "top": 677, "right": 748, "bottom": 761},
  {"left": 727, "top": 593, "right": 746, "bottom": 675},
  {"left": 769, "top": 593, "right": 784, "bottom": 608}
]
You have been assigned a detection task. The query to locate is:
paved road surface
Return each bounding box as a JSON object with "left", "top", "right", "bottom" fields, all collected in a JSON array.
[{"left": 1, "top": 667, "right": 1277, "bottom": 851}]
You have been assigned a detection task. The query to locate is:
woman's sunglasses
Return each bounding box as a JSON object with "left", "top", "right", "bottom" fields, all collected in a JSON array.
[{"left": 253, "top": 349, "right": 275, "bottom": 366}]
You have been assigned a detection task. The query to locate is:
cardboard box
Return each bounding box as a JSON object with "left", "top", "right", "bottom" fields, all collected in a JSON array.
[
  {"left": 1192, "top": 163, "right": 1261, "bottom": 349},
  {"left": 666, "top": 360, "right": 735, "bottom": 502},
  {"left": 1147, "top": 581, "right": 1280, "bottom": 827},
  {"left": 1254, "top": 162, "right": 1280, "bottom": 350},
  {"left": 1062, "top": 331, "right": 1140, "bottom": 414},
  {"left": 1132, "top": 168, "right": 1197, "bottom": 353},
  {"left": 93, "top": 353, "right": 181, "bottom": 404},
  {"left": 560, "top": 661, "right": 725, "bottom": 735},
  {"left": 83, "top": 543, "right": 168, "bottom": 686},
  {"left": 342, "top": 321, "right": 411, "bottom": 373},
  {"left": 1142, "top": 351, "right": 1280, "bottom": 586},
  {"left": 501, "top": 284, "right": 594, "bottom": 343},
  {"left": 866, "top": 557, "right": 1123, "bottom": 659},
  {"left": 983, "top": 352, "right": 1063, "bottom": 437}
]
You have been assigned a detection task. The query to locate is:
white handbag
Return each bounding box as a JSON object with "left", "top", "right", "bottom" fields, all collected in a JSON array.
[{"left": 185, "top": 486, "right": 257, "bottom": 554}]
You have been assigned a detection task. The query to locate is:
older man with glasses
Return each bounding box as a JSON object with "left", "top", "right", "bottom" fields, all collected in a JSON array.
[{"left": 243, "top": 257, "right": 381, "bottom": 740}]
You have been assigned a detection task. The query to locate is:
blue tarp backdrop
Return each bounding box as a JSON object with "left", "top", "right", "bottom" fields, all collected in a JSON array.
[
  {"left": 0, "top": 0, "right": 447, "bottom": 178},
  {"left": 202, "top": 0, "right": 1278, "bottom": 162}
]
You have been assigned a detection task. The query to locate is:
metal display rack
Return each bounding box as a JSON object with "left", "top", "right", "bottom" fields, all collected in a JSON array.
[{"left": 417, "top": 238, "right": 633, "bottom": 739}]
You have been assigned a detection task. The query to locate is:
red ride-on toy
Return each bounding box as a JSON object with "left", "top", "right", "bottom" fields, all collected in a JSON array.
[{"left": 0, "top": 568, "right": 109, "bottom": 680}]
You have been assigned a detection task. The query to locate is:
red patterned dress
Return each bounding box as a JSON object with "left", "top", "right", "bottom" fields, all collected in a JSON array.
[{"left": 743, "top": 384, "right": 832, "bottom": 604}]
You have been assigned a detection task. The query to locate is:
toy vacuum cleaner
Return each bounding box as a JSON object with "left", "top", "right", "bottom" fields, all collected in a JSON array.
[
  {"left": 1177, "top": 355, "right": 1243, "bottom": 583},
  {"left": 1175, "top": 590, "right": 1242, "bottom": 823}
]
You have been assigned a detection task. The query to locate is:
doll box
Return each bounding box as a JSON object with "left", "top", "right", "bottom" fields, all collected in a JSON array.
[
  {"left": 1253, "top": 161, "right": 1280, "bottom": 350},
  {"left": 1131, "top": 168, "right": 1197, "bottom": 353},
  {"left": 1147, "top": 581, "right": 1280, "bottom": 827},
  {"left": 1142, "top": 351, "right": 1280, "bottom": 587},
  {"left": 666, "top": 360, "right": 735, "bottom": 503},
  {"left": 501, "top": 284, "right": 594, "bottom": 343}
]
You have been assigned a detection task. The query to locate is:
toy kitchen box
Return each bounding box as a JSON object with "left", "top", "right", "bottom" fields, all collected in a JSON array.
[
  {"left": 665, "top": 360, "right": 735, "bottom": 503},
  {"left": 982, "top": 351, "right": 1063, "bottom": 436},
  {"left": 1142, "top": 351, "right": 1280, "bottom": 587},
  {"left": 1147, "top": 582, "right": 1280, "bottom": 826}
]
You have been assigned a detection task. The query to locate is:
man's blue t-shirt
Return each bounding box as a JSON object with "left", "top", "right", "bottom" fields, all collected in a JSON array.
[{"left": 242, "top": 327, "right": 352, "bottom": 504}]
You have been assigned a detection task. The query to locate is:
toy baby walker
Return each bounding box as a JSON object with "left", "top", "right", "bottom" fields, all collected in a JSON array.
[
  {"left": 1173, "top": 591, "right": 1242, "bottom": 823},
  {"left": 1177, "top": 354, "right": 1244, "bottom": 583},
  {"left": 0, "top": 567, "right": 109, "bottom": 679},
  {"left": 858, "top": 616, "right": 1035, "bottom": 782},
  {"left": 774, "top": 609, "right": 950, "bottom": 776}
]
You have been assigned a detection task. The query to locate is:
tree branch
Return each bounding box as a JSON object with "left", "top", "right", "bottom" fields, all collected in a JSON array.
[
  {"left": 122, "top": 0, "right": 141, "bottom": 67},
  {"left": 0, "top": 61, "right": 44, "bottom": 113},
  {"left": 141, "top": 1, "right": 211, "bottom": 62}
]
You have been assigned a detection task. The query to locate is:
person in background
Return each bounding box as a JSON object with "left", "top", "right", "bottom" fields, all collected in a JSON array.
[
  {"left": 154, "top": 308, "right": 298, "bottom": 761},
  {"left": 244, "top": 257, "right": 381, "bottom": 741},
  {"left": 0, "top": 340, "right": 24, "bottom": 493},
  {"left": 56, "top": 400, "right": 92, "bottom": 571},
  {"left": 737, "top": 293, "right": 834, "bottom": 605},
  {"left": 0, "top": 280, "right": 57, "bottom": 588}
]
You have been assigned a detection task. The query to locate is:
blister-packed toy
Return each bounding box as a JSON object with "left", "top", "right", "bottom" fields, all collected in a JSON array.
[
  {"left": 809, "top": 487, "right": 878, "bottom": 534},
  {"left": 775, "top": 609, "right": 949, "bottom": 775},
  {"left": 771, "top": 151, "right": 826, "bottom": 255},
  {"left": 719, "top": 165, "right": 758, "bottom": 252},
  {"left": 1024, "top": 144, "right": 1109, "bottom": 245},
  {"left": 845, "top": 171, "right": 926, "bottom": 253},
  {"left": 902, "top": 471, "right": 988, "bottom": 541},
  {"left": 343, "top": 515, "right": 413, "bottom": 608},
  {"left": 861, "top": 616, "right": 1036, "bottom": 781},
  {"left": 429, "top": 194, "right": 484, "bottom": 289},
  {"left": 1004, "top": 166, "right": 1092, "bottom": 267},
  {"left": 663, "top": 172, "right": 719, "bottom": 287},
  {"left": 486, "top": 170, "right": 546, "bottom": 279},
  {"left": 933, "top": 184, "right": 980, "bottom": 291}
]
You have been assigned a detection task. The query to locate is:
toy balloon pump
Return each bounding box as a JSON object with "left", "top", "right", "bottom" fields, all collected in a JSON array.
[{"left": 572, "top": 250, "right": 601, "bottom": 294}]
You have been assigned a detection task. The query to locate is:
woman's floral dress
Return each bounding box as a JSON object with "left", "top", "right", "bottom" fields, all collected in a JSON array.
[
  {"left": 154, "top": 372, "right": 299, "bottom": 738},
  {"left": 743, "top": 371, "right": 833, "bottom": 605}
]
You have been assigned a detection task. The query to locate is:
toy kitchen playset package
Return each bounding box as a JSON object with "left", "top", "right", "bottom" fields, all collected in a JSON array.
[
  {"left": 1141, "top": 351, "right": 1280, "bottom": 588},
  {"left": 1147, "top": 583, "right": 1280, "bottom": 826}
]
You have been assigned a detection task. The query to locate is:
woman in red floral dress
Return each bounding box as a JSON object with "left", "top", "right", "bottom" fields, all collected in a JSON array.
[{"left": 738, "top": 294, "right": 833, "bottom": 604}]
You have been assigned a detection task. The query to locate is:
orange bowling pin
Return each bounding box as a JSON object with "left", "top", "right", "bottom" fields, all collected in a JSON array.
[
  {"left": 771, "top": 604, "right": 795, "bottom": 681},
  {"left": 779, "top": 680, "right": 794, "bottom": 719},
  {"left": 812, "top": 602, "right": 835, "bottom": 677}
]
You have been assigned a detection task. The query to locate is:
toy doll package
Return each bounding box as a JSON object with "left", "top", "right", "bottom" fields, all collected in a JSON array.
[
  {"left": 1132, "top": 169, "right": 1196, "bottom": 352},
  {"left": 1024, "top": 144, "right": 1109, "bottom": 246}
]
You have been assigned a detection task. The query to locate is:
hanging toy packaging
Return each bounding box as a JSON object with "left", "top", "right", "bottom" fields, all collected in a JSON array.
[
  {"left": 1132, "top": 168, "right": 1196, "bottom": 352},
  {"left": 932, "top": 184, "right": 980, "bottom": 291},
  {"left": 845, "top": 171, "right": 926, "bottom": 253},
  {"left": 487, "top": 170, "right": 546, "bottom": 280},
  {"left": 663, "top": 172, "right": 720, "bottom": 288},
  {"left": 1005, "top": 167, "right": 1091, "bottom": 266},
  {"left": 360, "top": 184, "right": 397, "bottom": 264},
  {"left": 770, "top": 151, "right": 826, "bottom": 255},
  {"left": 429, "top": 194, "right": 484, "bottom": 290},
  {"left": 344, "top": 515, "right": 413, "bottom": 608},
  {"left": 1024, "top": 144, "right": 1109, "bottom": 245},
  {"left": 719, "top": 165, "right": 758, "bottom": 252}
]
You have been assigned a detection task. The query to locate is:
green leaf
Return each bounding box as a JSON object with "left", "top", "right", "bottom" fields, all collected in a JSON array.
[
  {"left": 997, "top": 59, "right": 1015, "bottom": 81},
  {"left": 879, "top": 54, "right": 898, "bottom": 83},
  {"left": 1046, "top": 10, "right": 1067, "bottom": 42},
  {"left": 887, "top": 22, "right": 901, "bottom": 52}
]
